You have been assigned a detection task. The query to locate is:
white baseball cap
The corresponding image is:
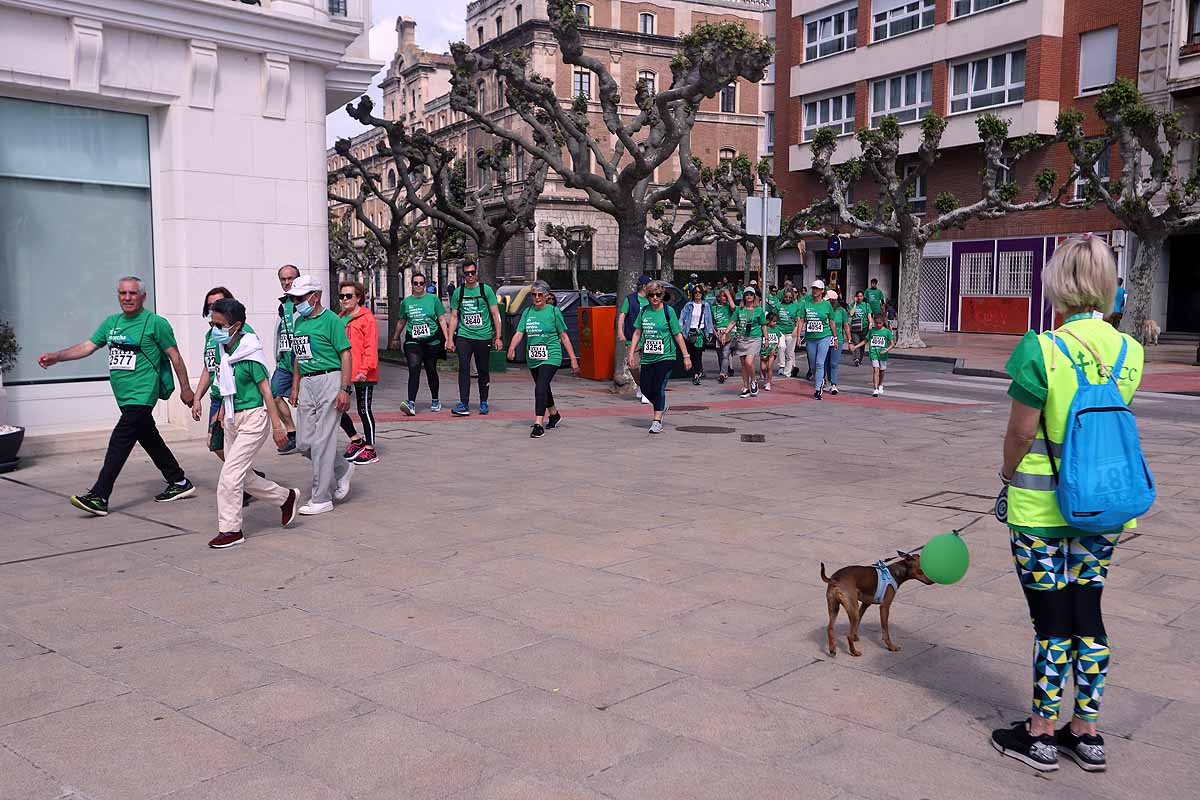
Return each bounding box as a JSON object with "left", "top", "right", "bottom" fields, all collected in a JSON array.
[
  {"left": 285, "top": 275, "right": 321, "bottom": 297},
  {"left": 826, "top": 290, "right": 839, "bottom": 301},
  {"left": 811, "top": 279, "right": 826, "bottom": 289}
]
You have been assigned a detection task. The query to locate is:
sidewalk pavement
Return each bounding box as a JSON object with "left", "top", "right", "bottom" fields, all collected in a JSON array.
[
  {"left": 1, "top": 361, "right": 1198, "bottom": 800},
  {"left": 894, "top": 332, "right": 1200, "bottom": 393}
]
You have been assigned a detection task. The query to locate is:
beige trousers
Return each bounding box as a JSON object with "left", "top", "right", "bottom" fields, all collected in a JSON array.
[{"left": 217, "top": 406, "right": 289, "bottom": 533}]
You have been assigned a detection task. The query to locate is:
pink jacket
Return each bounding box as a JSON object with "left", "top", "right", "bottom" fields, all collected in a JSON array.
[{"left": 341, "top": 306, "right": 379, "bottom": 383}]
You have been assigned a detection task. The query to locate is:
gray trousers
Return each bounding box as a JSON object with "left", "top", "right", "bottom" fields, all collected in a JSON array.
[
  {"left": 717, "top": 337, "right": 734, "bottom": 377},
  {"left": 296, "top": 370, "right": 349, "bottom": 504}
]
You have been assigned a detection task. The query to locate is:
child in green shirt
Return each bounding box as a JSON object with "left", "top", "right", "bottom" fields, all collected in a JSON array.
[
  {"left": 760, "top": 313, "right": 781, "bottom": 392},
  {"left": 865, "top": 315, "right": 895, "bottom": 396}
]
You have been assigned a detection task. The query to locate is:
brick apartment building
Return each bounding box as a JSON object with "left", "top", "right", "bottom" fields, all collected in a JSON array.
[
  {"left": 775, "top": 0, "right": 1153, "bottom": 335},
  {"left": 329, "top": 0, "right": 774, "bottom": 293}
]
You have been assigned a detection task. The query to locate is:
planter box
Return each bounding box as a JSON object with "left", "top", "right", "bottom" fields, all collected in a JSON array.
[{"left": 0, "top": 426, "right": 24, "bottom": 473}]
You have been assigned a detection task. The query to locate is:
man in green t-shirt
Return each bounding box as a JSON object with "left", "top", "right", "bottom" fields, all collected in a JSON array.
[
  {"left": 774, "top": 286, "right": 803, "bottom": 380},
  {"left": 447, "top": 259, "right": 503, "bottom": 416},
  {"left": 37, "top": 277, "right": 196, "bottom": 516},
  {"left": 864, "top": 278, "right": 886, "bottom": 317},
  {"left": 270, "top": 265, "right": 300, "bottom": 454},
  {"left": 285, "top": 276, "right": 353, "bottom": 514}
]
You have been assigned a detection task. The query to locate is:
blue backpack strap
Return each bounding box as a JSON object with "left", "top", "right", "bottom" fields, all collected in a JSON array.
[
  {"left": 1109, "top": 338, "right": 1129, "bottom": 385},
  {"left": 1046, "top": 332, "right": 1089, "bottom": 388}
]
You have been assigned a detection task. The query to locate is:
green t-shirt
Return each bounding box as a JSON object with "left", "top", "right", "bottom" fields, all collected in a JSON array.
[
  {"left": 830, "top": 307, "right": 849, "bottom": 340},
  {"left": 401, "top": 294, "right": 446, "bottom": 341},
  {"left": 89, "top": 309, "right": 176, "bottom": 408},
  {"left": 620, "top": 294, "right": 650, "bottom": 315},
  {"left": 204, "top": 323, "right": 256, "bottom": 399},
  {"left": 868, "top": 327, "right": 894, "bottom": 362},
  {"left": 276, "top": 299, "right": 297, "bottom": 371},
  {"left": 292, "top": 308, "right": 350, "bottom": 375},
  {"left": 762, "top": 325, "right": 781, "bottom": 356},
  {"left": 711, "top": 302, "right": 735, "bottom": 330},
  {"left": 864, "top": 287, "right": 885, "bottom": 314},
  {"left": 850, "top": 302, "right": 872, "bottom": 331},
  {"left": 735, "top": 306, "right": 767, "bottom": 338},
  {"left": 229, "top": 358, "right": 270, "bottom": 411},
  {"left": 452, "top": 284, "right": 498, "bottom": 340},
  {"left": 802, "top": 300, "right": 835, "bottom": 340},
  {"left": 636, "top": 305, "right": 681, "bottom": 364},
  {"left": 776, "top": 301, "right": 803, "bottom": 335},
  {"left": 518, "top": 304, "right": 567, "bottom": 368}
]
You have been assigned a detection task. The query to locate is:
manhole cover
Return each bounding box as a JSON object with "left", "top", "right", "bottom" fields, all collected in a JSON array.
[
  {"left": 723, "top": 411, "right": 793, "bottom": 422},
  {"left": 740, "top": 434, "right": 766, "bottom": 443},
  {"left": 677, "top": 425, "right": 735, "bottom": 434},
  {"left": 670, "top": 404, "right": 709, "bottom": 412}
]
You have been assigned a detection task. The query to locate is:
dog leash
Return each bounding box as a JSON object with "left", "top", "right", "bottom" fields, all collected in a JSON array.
[{"left": 884, "top": 513, "right": 988, "bottom": 564}]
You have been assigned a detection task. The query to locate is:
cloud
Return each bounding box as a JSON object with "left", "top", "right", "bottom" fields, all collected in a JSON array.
[{"left": 325, "top": 3, "right": 467, "bottom": 145}]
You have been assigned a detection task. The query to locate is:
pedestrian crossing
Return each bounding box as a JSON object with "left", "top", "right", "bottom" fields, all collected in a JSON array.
[{"left": 840, "top": 385, "right": 987, "bottom": 405}]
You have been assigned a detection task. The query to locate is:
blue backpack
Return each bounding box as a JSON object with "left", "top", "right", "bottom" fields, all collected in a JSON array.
[{"left": 1043, "top": 332, "right": 1155, "bottom": 533}]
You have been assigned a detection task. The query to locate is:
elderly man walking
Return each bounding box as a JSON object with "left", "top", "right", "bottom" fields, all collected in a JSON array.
[
  {"left": 38, "top": 277, "right": 196, "bottom": 515},
  {"left": 285, "top": 276, "right": 354, "bottom": 514}
]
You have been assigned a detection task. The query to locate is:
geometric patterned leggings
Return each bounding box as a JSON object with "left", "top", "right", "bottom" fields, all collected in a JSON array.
[{"left": 1010, "top": 530, "right": 1120, "bottom": 722}]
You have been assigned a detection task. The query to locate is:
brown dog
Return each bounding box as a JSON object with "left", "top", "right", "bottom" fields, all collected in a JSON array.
[{"left": 820, "top": 552, "right": 933, "bottom": 657}]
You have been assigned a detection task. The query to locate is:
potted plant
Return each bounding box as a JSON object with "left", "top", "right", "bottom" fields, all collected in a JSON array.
[{"left": 0, "top": 318, "right": 21, "bottom": 472}]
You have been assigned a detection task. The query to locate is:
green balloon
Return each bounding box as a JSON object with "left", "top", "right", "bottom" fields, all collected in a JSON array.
[{"left": 919, "top": 532, "right": 970, "bottom": 585}]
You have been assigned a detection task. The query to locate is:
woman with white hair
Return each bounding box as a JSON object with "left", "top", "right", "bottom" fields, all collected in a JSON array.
[
  {"left": 507, "top": 281, "right": 578, "bottom": 438},
  {"left": 990, "top": 236, "right": 1147, "bottom": 774},
  {"left": 627, "top": 280, "right": 690, "bottom": 434}
]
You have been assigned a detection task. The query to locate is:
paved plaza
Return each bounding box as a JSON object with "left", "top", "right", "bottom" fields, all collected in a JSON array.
[{"left": 2, "top": 360, "right": 1198, "bottom": 800}]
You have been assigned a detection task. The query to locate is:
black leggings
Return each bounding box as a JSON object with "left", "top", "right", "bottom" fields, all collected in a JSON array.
[
  {"left": 456, "top": 336, "right": 491, "bottom": 403},
  {"left": 638, "top": 360, "right": 673, "bottom": 412},
  {"left": 405, "top": 339, "right": 440, "bottom": 402},
  {"left": 338, "top": 383, "right": 376, "bottom": 445},
  {"left": 685, "top": 338, "right": 705, "bottom": 378},
  {"left": 530, "top": 365, "right": 558, "bottom": 416}
]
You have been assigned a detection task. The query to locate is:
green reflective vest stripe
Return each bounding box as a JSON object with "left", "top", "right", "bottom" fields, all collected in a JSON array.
[{"left": 1007, "top": 323, "right": 1144, "bottom": 537}]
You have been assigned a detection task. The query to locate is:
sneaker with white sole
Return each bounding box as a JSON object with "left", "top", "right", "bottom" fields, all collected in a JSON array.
[
  {"left": 830, "top": 385, "right": 839, "bottom": 395},
  {"left": 298, "top": 500, "right": 333, "bottom": 515},
  {"left": 739, "top": 388, "right": 751, "bottom": 399},
  {"left": 155, "top": 480, "right": 196, "bottom": 503},
  {"left": 208, "top": 531, "right": 244, "bottom": 549},
  {"left": 281, "top": 489, "right": 298, "bottom": 527},
  {"left": 649, "top": 420, "right": 664, "bottom": 434},
  {"left": 878, "top": 385, "right": 885, "bottom": 395},
  {"left": 401, "top": 401, "right": 416, "bottom": 416},
  {"left": 991, "top": 720, "right": 1059, "bottom": 772},
  {"left": 334, "top": 463, "right": 354, "bottom": 501},
  {"left": 1056, "top": 726, "right": 1106, "bottom": 772},
  {"left": 764, "top": 382, "right": 772, "bottom": 392},
  {"left": 430, "top": 399, "right": 442, "bottom": 412},
  {"left": 872, "top": 387, "right": 881, "bottom": 397},
  {"left": 638, "top": 392, "right": 651, "bottom": 405}
]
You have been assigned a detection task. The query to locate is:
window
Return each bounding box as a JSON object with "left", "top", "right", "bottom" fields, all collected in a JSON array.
[
  {"left": 514, "top": 151, "right": 525, "bottom": 181},
  {"left": 717, "top": 239, "right": 738, "bottom": 270},
  {"left": 387, "top": 169, "right": 397, "bottom": 188},
  {"left": 572, "top": 69, "right": 592, "bottom": 99},
  {"left": 719, "top": 147, "right": 737, "bottom": 164},
  {"left": 1074, "top": 146, "right": 1111, "bottom": 200},
  {"left": 639, "top": 12, "right": 655, "bottom": 34},
  {"left": 997, "top": 250, "right": 1033, "bottom": 296},
  {"left": 638, "top": 70, "right": 656, "bottom": 95},
  {"left": 0, "top": 97, "right": 154, "bottom": 386},
  {"left": 575, "top": 3, "right": 591, "bottom": 26},
  {"left": 870, "top": 69, "right": 931, "bottom": 126},
  {"left": 496, "top": 16, "right": 503, "bottom": 36},
  {"left": 1191, "top": 0, "right": 1200, "bottom": 42},
  {"left": 478, "top": 81, "right": 487, "bottom": 111},
  {"left": 516, "top": 4, "right": 523, "bottom": 25},
  {"left": 873, "top": 0, "right": 934, "bottom": 42},
  {"left": 903, "top": 163, "right": 926, "bottom": 214},
  {"left": 1079, "top": 27, "right": 1118, "bottom": 93},
  {"left": 803, "top": 91, "right": 856, "bottom": 141},
  {"left": 950, "top": 50, "right": 1025, "bottom": 113},
  {"left": 804, "top": 3, "right": 857, "bottom": 61},
  {"left": 960, "top": 251, "right": 995, "bottom": 295},
  {"left": 477, "top": 26, "right": 484, "bottom": 44},
  {"left": 953, "top": 0, "right": 1013, "bottom": 17},
  {"left": 475, "top": 149, "right": 489, "bottom": 188},
  {"left": 765, "top": 111, "right": 775, "bottom": 153},
  {"left": 997, "top": 157, "right": 1014, "bottom": 185},
  {"left": 720, "top": 84, "right": 737, "bottom": 113}
]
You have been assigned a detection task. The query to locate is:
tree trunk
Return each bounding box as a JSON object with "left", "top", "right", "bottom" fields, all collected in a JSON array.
[
  {"left": 570, "top": 251, "right": 580, "bottom": 291},
  {"left": 385, "top": 249, "right": 401, "bottom": 349},
  {"left": 743, "top": 246, "right": 754, "bottom": 286},
  {"left": 894, "top": 241, "right": 926, "bottom": 349},
  {"left": 477, "top": 251, "right": 500, "bottom": 288},
  {"left": 765, "top": 243, "right": 778, "bottom": 288},
  {"left": 1119, "top": 233, "right": 1164, "bottom": 344},
  {"left": 613, "top": 213, "right": 648, "bottom": 390},
  {"left": 659, "top": 250, "right": 675, "bottom": 283}
]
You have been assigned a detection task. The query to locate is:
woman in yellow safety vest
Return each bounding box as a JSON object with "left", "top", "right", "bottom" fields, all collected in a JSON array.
[{"left": 990, "top": 236, "right": 1143, "bottom": 774}]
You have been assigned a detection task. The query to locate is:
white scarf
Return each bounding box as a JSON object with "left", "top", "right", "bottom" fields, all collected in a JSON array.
[{"left": 216, "top": 332, "right": 270, "bottom": 420}]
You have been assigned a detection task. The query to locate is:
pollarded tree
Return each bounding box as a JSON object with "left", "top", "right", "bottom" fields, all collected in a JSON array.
[
  {"left": 811, "top": 113, "right": 1068, "bottom": 348},
  {"left": 690, "top": 154, "right": 829, "bottom": 286},
  {"left": 328, "top": 209, "right": 386, "bottom": 296},
  {"left": 543, "top": 222, "right": 595, "bottom": 290},
  {"left": 1058, "top": 77, "right": 1200, "bottom": 340},
  {"left": 339, "top": 99, "right": 550, "bottom": 288},
  {"left": 449, "top": 1, "right": 772, "bottom": 382},
  {"left": 645, "top": 201, "right": 719, "bottom": 284}
]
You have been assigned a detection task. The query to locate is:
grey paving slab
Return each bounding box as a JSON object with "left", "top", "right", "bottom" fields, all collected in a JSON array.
[
  {"left": 398, "top": 614, "right": 549, "bottom": 662},
  {"left": 444, "top": 767, "right": 611, "bottom": 800},
  {"left": 345, "top": 659, "right": 521, "bottom": 721},
  {"left": 158, "top": 759, "right": 349, "bottom": 800},
  {"left": 262, "top": 628, "right": 432, "bottom": 685},
  {"left": 198, "top": 608, "right": 344, "bottom": 652},
  {"left": 0, "top": 625, "right": 52, "bottom": 664},
  {"left": 0, "top": 652, "right": 129, "bottom": 726},
  {"left": 0, "top": 743, "right": 64, "bottom": 800},
  {"left": 619, "top": 625, "right": 805, "bottom": 689}
]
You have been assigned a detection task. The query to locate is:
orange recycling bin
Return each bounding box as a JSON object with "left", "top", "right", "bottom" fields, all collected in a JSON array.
[{"left": 578, "top": 305, "right": 616, "bottom": 381}]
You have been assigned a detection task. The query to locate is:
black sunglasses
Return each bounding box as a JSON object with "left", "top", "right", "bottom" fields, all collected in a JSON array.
[
  {"left": 412, "top": 280, "right": 425, "bottom": 285},
  {"left": 463, "top": 270, "right": 477, "bottom": 276},
  {"left": 646, "top": 292, "right": 663, "bottom": 298},
  {"left": 338, "top": 293, "right": 356, "bottom": 300}
]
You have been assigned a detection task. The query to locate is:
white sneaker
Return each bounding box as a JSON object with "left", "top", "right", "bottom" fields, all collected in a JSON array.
[
  {"left": 649, "top": 420, "right": 664, "bottom": 434},
  {"left": 872, "top": 387, "right": 880, "bottom": 397},
  {"left": 334, "top": 462, "right": 355, "bottom": 501},
  {"left": 764, "top": 382, "right": 773, "bottom": 391},
  {"left": 638, "top": 391, "right": 651, "bottom": 405},
  {"left": 298, "top": 500, "right": 333, "bottom": 515},
  {"left": 878, "top": 385, "right": 885, "bottom": 395}
]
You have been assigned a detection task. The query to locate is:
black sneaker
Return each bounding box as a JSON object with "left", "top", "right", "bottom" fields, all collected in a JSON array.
[
  {"left": 991, "top": 720, "right": 1059, "bottom": 772},
  {"left": 530, "top": 424, "right": 545, "bottom": 438},
  {"left": 1056, "top": 726, "right": 1106, "bottom": 771},
  {"left": 155, "top": 480, "right": 196, "bottom": 503},
  {"left": 691, "top": 375, "right": 701, "bottom": 385},
  {"left": 738, "top": 388, "right": 751, "bottom": 399},
  {"left": 70, "top": 492, "right": 108, "bottom": 516},
  {"left": 750, "top": 381, "right": 759, "bottom": 397},
  {"left": 546, "top": 412, "right": 562, "bottom": 429},
  {"left": 277, "top": 432, "right": 297, "bottom": 455},
  {"left": 813, "top": 390, "right": 823, "bottom": 400}
]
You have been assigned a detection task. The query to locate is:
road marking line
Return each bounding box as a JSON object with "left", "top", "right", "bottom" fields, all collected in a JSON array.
[
  {"left": 840, "top": 387, "right": 985, "bottom": 405},
  {"left": 1138, "top": 391, "right": 1198, "bottom": 401},
  {"left": 922, "top": 378, "right": 1008, "bottom": 391}
]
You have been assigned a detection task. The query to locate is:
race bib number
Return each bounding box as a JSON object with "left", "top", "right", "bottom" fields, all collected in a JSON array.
[
  {"left": 463, "top": 312, "right": 484, "bottom": 328},
  {"left": 108, "top": 348, "right": 137, "bottom": 372},
  {"left": 767, "top": 333, "right": 779, "bottom": 346},
  {"left": 528, "top": 344, "right": 549, "bottom": 361},
  {"left": 293, "top": 335, "right": 313, "bottom": 361},
  {"left": 806, "top": 319, "right": 825, "bottom": 333},
  {"left": 870, "top": 335, "right": 888, "bottom": 349},
  {"left": 204, "top": 348, "right": 218, "bottom": 373},
  {"left": 411, "top": 323, "right": 431, "bottom": 339},
  {"left": 277, "top": 333, "right": 293, "bottom": 354},
  {"left": 643, "top": 338, "right": 665, "bottom": 355}
]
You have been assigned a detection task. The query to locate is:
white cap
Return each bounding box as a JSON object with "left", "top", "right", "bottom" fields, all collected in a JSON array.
[
  {"left": 826, "top": 290, "right": 839, "bottom": 301},
  {"left": 285, "top": 275, "right": 320, "bottom": 297},
  {"left": 811, "top": 279, "right": 826, "bottom": 289}
]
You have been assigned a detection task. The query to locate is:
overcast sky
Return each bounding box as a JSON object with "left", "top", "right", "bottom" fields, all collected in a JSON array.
[{"left": 325, "top": 0, "right": 468, "bottom": 145}]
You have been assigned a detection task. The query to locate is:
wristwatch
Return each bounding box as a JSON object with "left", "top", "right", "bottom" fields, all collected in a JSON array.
[{"left": 341, "top": 385, "right": 352, "bottom": 394}]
